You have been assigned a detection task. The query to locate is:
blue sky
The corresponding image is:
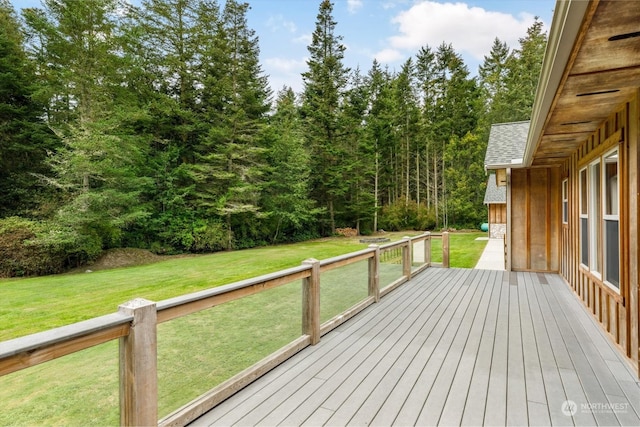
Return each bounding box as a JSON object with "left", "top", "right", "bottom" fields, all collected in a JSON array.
[{"left": 10, "top": 0, "right": 556, "bottom": 94}]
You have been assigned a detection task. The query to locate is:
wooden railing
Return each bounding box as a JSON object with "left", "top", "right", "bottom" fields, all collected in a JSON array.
[{"left": 0, "top": 231, "right": 449, "bottom": 426}]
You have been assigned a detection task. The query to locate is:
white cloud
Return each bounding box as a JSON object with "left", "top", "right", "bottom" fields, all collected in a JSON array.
[
  {"left": 264, "top": 57, "right": 307, "bottom": 74},
  {"left": 293, "top": 33, "right": 312, "bottom": 45},
  {"left": 264, "top": 57, "right": 308, "bottom": 94},
  {"left": 348, "top": 0, "right": 364, "bottom": 14},
  {"left": 266, "top": 15, "right": 297, "bottom": 33},
  {"left": 374, "top": 48, "right": 405, "bottom": 63},
  {"left": 381, "top": 1, "right": 537, "bottom": 62}
]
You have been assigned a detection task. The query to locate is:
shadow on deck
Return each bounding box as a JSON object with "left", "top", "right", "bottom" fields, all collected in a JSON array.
[{"left": 192, "top": 268, "right": 640, "bottom": 426}]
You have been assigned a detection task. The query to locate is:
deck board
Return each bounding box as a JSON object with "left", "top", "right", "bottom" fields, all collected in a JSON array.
[{"left": 191, "top": 268, "right": 640, "bottom": 427}]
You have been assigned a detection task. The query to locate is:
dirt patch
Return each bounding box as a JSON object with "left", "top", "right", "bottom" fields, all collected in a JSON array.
[{"left": 77, "top": 248, "right": 188, "bottom": 272}]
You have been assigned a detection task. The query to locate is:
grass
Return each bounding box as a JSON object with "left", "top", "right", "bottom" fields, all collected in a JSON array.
[{"left": 0, "top": 231, "right": 487, "bottom": 426}]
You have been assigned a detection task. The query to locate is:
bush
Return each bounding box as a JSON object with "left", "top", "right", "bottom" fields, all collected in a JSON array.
[
  {"left": 378, "top": 200, "right": 436, "bottom": 231},
  {"left": 0, "top": 217, "right": 102, "bottom": 277}
]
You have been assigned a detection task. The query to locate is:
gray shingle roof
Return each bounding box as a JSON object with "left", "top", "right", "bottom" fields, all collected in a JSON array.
[
  {"left": 484, "top": 120, "right": 530, "bottom": 168},
  {"left": 484, "top": 174, "right": 506, "bottom": 204}
]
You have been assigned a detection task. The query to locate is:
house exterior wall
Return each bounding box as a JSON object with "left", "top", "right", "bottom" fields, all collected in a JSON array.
[
  {"left": 488, "top": 204, "right": 506, "bottom": 238},
  {"left": 556, "top": 97, "right": 639, "bottom": 371},
  {"left": 509, "top": 167, "right": 562, "bottom": 272}
]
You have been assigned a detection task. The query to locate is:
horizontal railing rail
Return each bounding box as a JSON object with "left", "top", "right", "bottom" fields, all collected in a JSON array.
[{"left": 0, "top": 231, "right": 449, "bottom": 426}]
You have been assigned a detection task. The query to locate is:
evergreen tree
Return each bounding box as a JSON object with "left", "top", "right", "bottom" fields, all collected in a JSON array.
[
  {"left": 262, "top": 87, "right": 321, "bottom": 242},
  {"left": 195, "top": 0, "right": 271, "bottom": 249},
  {"left": 478, "top": 37, "right": 511, "bottom": 135},
  {"left": 23, "top": 0, "right": 150, "bottom": 247},
  {"left": 501, "top": 18, "right": 547, "bottom": 121},
  {"left": 392, "top": 58, "right": 420, "bottom": 206},
  {"left": 0, "top": 0, "right": 57, "bottom": 217},
  {"left": 131, "top": 0, "right": 214, "bottom": 251},
  {"left": 302, "top": 0, "right": 350, "bottom": 234},
  {"left": 364, "top": 60, "right": 394, "bottom": 231},
  {"left": 343, "top": 67, "right": 375, "bottom": 233}
]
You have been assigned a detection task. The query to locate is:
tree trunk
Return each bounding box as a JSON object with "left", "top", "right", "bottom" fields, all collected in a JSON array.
[{"left": 374, "top": 141, "right": 379, "bottom": 232}]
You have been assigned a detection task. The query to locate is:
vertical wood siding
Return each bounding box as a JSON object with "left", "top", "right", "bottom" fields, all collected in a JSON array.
[
  {"left": 558, "top": 97, "right": 639, "bottom": 373},
  {"left": 510, "top": 167, "right": 561, "bottom": 272}
]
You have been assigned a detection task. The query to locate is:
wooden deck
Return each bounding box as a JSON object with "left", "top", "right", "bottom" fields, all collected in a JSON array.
[{"left": 192, "top": 268, "right": 640, "bottom": 426}]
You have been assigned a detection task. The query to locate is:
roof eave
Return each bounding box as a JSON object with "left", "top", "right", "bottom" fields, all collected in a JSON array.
[
  {"left": 485, "top": 162, "right": 525, "bottom": 170},
  {"left": 523, "top": 0, "right": 591, "bottom": 168}
]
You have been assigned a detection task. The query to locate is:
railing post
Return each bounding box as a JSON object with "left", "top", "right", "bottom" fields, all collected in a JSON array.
[
  {"left": 302, "top": 258, "right": 320, "bottom": 345},
  {"left": 442, "top": 231, "right": 450, "bottom": 268},
  {"left": 368, "top": 245, "right": 380, "bottom": 303},
  {"left": 118, "top": 298, "right": 157, "bottom": 427},
  {"left": 424, "top": 232, "right": 431, "bottom": 267},
  {"left": 402, "top": 237, "right": 412, "bottom": 280}
]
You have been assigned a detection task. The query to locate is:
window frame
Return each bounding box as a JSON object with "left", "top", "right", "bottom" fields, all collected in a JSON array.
[
  {"left": 602, "top": 148, "right": 620, "bottom": 292},
  {"left": 579, "top": 167, "right": 588, "bottom": 268},
  {"left": 562, "top": 179, "right": 568, "bottom": 224}
]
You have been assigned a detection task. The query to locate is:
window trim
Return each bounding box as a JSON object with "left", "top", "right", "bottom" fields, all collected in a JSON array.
[{"left": 602, "top": 148, "right": 620, "bottom": 292}]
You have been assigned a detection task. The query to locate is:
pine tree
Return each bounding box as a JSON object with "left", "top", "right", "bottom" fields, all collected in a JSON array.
[
  {"left": 195, "top": 0, "right": 271, "bottom": 249},
  {"left": 302, "top": 0, "right": 350, "bottom": 234},
  {"left": 364, "top": 60, "right": 394, "bottom": 231},
  {"left": 478, "top": 37, "right": 511, "bottom": 135},
  {"left": 23, "top": 0, "right": 150, "bottom": 247},
  {"left": 0, "top": 0, "right": 57, "bottom": 217},
  {"left": 343, "top": 67, "right": 375, "bottom": 233},
  {"left": 262, "top": 87, "right": 321, "bottom": 242},
  {"left": 502, "top": 18, "right": 547, "bottom": 121}
]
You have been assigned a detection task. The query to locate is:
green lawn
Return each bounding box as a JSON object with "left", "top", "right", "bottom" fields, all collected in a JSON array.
[{"left": 0, "top": 231, "right": 487, "bottom": 426}]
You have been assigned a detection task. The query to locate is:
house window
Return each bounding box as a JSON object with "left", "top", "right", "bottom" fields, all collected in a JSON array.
[
  {"left": 603, "top": 149, "right": 619, "bottom": 289},
  {"left": 589, "top": 159, "right": 601, "bottom": 276},
  {"left": 579, "top": 168, "right": 588, "bottom": 266},
  {"left": 579, "top": 149, "right": 620, "bottom": 292},
  {"left": 562, "top": 179, "right": 568, "bottom": 224}
]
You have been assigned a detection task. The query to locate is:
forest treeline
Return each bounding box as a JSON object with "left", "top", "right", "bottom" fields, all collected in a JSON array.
[{"left": 0, "top": 0, "right": 546, "bottom": 276}]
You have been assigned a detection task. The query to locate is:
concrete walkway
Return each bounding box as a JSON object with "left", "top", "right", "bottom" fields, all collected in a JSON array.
[{"left": 474, "top": 238, "right": 505, "bottom": 270}]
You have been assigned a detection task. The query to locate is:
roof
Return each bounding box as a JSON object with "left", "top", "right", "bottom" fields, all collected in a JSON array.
[
  {"left": 483, "top": 174, "right": 506, "bottom": 204},
  {"left": 525, "top": 0, "right": 640, "bottom": 167},
  {"left": 484, "top": 121, "right": 530, "bottom": 169}
]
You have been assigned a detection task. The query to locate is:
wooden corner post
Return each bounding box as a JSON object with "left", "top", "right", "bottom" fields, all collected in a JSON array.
[
  {"left": 402, "top": 237, "right": 412, "bottom": 280},
  {"left": 424, "top": 232, "right": 431, "bottom": 266},
  {"left": 368, "top": 245, "right": 380, "bottom": 302},
  {"left": 119, "top": 298, "right": 158, "bottom": 427},
  {"left": 302, "top": 259, "right": 320, "bottom": 345},
  {"left": 442, "top": 231, "right": 450, "bottom": 268}
]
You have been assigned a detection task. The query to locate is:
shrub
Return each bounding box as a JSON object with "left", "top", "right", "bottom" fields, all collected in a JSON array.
[
  {"left": 0, "top": 217, "right": 101, "bottom": 277},
  {"left": 378, "top": 200, "right": 436, "bottom": 231}
]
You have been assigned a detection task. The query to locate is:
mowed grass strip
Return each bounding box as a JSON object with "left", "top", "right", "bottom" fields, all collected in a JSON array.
[{"left": 0, "top": 232, "right": 487, "bottom": 426}]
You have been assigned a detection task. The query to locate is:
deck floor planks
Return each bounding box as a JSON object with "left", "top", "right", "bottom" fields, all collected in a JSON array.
[
  {"left": 323, "top": 269, "right": 474, "bottom": 426},
  {"left": 458, "top": 270, "right": 504, "bottom": 426},
  {"left": 524, "top": 270, "right": 573, "bottom": 426},
  {"left": 436, "top": 269, "right": 498, "bottom": 426},
  {"left": 483, "top": 271, "right": 510, "bottom": 426},
  {"left": 392, "top": 269, "right": 484, "bottom": 426},
  {"left": 506, "top": 274, "right": 528, "bottom": 426},
  {"left": 368, "top": 269, "right": 478, "bottom": 426},
  {"left": 539, "top": 276, "right": 617, "bottom": 426},
  {"left": 414, "top": 269, "right": 494, "bottom": 426},
  {"left": 191, "top": 268, "right": 639, "bottom": 427},
  {"left": 199, "top": 269, "right": 437, "bottom": 426},
  {"left": 542, "top": 275, "right": 640, "bottom": 426},
  {"left": 518, "top": 272, "right": 551, "bottom": 426},
  {"left": 293, "top": 269, "right": 463, "bottom": 425},
  {"left": 243, "top": 271, "right": 442, "bottom": 426},
  {"left": 272, "top": 268, "right": 465, "bottom": 426}
]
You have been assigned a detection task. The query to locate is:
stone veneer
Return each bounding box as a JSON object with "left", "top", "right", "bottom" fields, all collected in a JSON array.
[{"left": 490, "top": 223, "right": 506, "bottom": 239}]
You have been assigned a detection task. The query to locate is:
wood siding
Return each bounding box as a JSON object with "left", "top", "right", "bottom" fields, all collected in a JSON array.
[
  {"left": 510, "top": 168, "right": 561, "bottom": 272},
  {"left": 488, "top": 204, "right": 506, "bottom": 224},
  {"left": 558, "top": 97, "right": 639, "bottom": 374}
]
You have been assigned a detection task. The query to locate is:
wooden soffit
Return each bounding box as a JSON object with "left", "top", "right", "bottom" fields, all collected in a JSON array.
[{"left": 531, "top": 0, "right": 640, "bottom": 167}]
